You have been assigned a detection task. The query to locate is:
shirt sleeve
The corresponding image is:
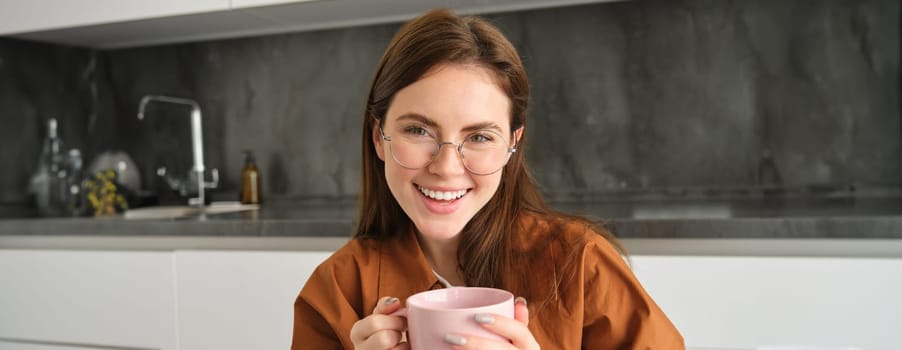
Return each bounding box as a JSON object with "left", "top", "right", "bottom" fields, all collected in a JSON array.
[
  {"left": 292, "top": 294, "right": 345, "bottom": 349},
  {"left": 291, "top": 253, "right": 364, "bottom": 350},
  {"left": 581, "top": 237, "right": 685, "bottom": 349}
]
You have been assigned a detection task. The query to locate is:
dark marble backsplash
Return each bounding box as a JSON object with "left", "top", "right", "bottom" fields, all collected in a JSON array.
[
  {"left": 0, "top": 39, "right": 108, "bottom": 204},
  {"left": 0, "top": 0, "right": 899, "bottom": 205}
]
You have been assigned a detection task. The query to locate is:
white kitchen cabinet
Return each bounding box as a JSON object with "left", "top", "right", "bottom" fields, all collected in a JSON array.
[
  {"left": 0, "top": 247, "right": 332, "bottom": 350},
  {"left": 4, "top": 0, "right": 623, "bottom": 48},
  {"left": 174, "top": 250, "right": 331, "bottom": 350},
  {"left": 0, "top": 0, "right": 229, "bottom": 35},
  {"left": 0, "top": 250, "right": 178, "bottom": 350},
  {"left": 229, "top": 0, "right": 319, "bottom": 10},
  {"left": 1, "top": 239, "right": 900, "bottom": 350},
  {"left": 0, "top": 340, "right": 111, "bottom": 350},
  {"left": 631, "top": 255, "right": 902, "bottom": 350}
]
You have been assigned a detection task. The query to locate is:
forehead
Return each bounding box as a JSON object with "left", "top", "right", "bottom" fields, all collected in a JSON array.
[{"left": 385, "top": 63, "right": 512, "bottom": 133}]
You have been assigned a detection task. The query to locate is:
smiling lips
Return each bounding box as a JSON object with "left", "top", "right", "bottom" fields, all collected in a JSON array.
[{"left": 417, "top": 185, "right": 468, "bottom": 201}]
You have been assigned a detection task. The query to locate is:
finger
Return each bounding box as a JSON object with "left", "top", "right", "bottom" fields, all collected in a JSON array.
[
  {"left": 444, "top": 333, "right": 514, "bottom": 350},
  {"left": 389, "top": 340, "right": 410, "bottom": 350},
  {"left": 361, "top": 328, "right": 403, "bottom": 349},
  {"left": 472, "top": 313, "right": 539, "bottom": 350},
  {"left": 373, "top": 296, "right": 403, "bottom": 315},
  {"left": 349, "top": 314, "right": 406, "bottom": 344},
  {"left": 350, "top": 297, "right": 406, "bottom": 343},
  {"left": 513, "top": 297, "right": 529, "bottom": 326}
]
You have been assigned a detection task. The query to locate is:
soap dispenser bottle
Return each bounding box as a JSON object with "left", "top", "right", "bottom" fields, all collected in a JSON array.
[{"left": 240, "top": 150, "right": 262, "bottom": 205}]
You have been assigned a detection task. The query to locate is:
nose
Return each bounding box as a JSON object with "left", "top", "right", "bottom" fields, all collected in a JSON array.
[{"left": 428, "top": 142, "right": 466, "bottom": 176}]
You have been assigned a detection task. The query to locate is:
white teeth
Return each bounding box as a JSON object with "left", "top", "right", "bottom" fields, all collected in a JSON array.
[{"left": 418, "top": 186, "right": 467, "bottom": 201}]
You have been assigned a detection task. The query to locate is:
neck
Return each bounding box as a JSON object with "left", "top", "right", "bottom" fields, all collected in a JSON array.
[{"left": 416, "top": 233, "right": 465, "bottom": 286}]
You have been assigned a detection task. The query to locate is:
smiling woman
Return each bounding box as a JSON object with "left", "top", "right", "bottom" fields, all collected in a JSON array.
[{"left": 291, "top": 8, "right": 684, "bottom": 350}]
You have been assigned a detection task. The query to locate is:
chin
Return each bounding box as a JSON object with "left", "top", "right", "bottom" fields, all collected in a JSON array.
[{"left": 412, "top": 216, "right": 469, "bottom": 242}]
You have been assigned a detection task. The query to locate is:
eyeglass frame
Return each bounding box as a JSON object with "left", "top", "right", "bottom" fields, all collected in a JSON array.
[{"left": 377, "top": 125, "right": 519, "bottom": 176}]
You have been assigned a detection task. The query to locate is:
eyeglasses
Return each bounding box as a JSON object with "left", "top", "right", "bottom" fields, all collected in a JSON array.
[{"left": 379, "top": 126, "right": 517, "bottom": 175}]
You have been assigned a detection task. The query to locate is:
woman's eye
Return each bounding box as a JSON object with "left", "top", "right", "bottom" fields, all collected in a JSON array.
[
  {"left": 402, "top": 126, "right": 431, "bottom": 137},
  {"left": 468, "top": 133, "right": 494, "bottom": 143}
]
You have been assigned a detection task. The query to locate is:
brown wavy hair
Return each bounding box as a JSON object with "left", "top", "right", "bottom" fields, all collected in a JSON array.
[{"left": 355, "top": 9, "right": 624, "bottom": 295}]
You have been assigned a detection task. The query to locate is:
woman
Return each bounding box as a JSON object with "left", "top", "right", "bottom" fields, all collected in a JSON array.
[{"left": 292, "top": 8, "right": 684, "bottom": 349}]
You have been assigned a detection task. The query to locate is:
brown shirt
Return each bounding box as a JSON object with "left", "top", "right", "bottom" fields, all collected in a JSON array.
[{"left": 292, "top": 213, "right": 684, "bottom": 349}]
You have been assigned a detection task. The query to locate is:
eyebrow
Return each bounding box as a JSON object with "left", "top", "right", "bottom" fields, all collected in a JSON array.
[{"left": 395, "top": 113, "right": 505, "bottom": 134}]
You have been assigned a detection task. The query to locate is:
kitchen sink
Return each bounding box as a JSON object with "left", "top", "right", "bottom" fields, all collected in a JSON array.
[{"left": 123, "top": 202, "right": 259, "bottom": 220}]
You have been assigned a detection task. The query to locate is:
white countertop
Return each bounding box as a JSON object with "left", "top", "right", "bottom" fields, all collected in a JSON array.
[{"left": 2, "top": 235, "right": 901, "bottom": 258}]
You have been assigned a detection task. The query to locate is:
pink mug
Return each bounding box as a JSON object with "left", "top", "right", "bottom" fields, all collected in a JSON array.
[{"left": 393, "top": 287, "right": 514, "bottom": 349}]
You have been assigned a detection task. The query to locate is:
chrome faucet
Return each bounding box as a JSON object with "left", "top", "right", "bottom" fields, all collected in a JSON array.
[{"left": 138, "top": 95, "right": 219, "bottom": 207}]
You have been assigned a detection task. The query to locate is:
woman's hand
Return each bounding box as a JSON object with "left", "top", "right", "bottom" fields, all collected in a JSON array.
[
  {"left": 444, "top": 297, "right": 540, "bottom": 350},
  {"left": 350, "top": 296, "right": 409, "bottom": 350}
]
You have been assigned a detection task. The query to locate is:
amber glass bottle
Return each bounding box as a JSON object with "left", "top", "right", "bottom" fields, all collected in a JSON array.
[{"left": 240, "top": 150, "right": 262, "bottom": 205}]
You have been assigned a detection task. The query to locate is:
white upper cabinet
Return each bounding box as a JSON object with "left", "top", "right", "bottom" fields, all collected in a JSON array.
[
  {"left": 1, "top": 0, "right": 623, "bottom": 48},
  {"left": 0, "top": 0, "right": 229, "bottom": 35},
  {"left": 230, "top": 0, "right": 319, "bottom": 10}
]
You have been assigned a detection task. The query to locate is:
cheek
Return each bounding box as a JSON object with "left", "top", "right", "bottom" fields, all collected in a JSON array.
[
  {"left": 383, "top": 162, "right": 415, "bottom": 191},
  {"left": 477, "top": 172, "right": 504, "bottom": 196}
]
